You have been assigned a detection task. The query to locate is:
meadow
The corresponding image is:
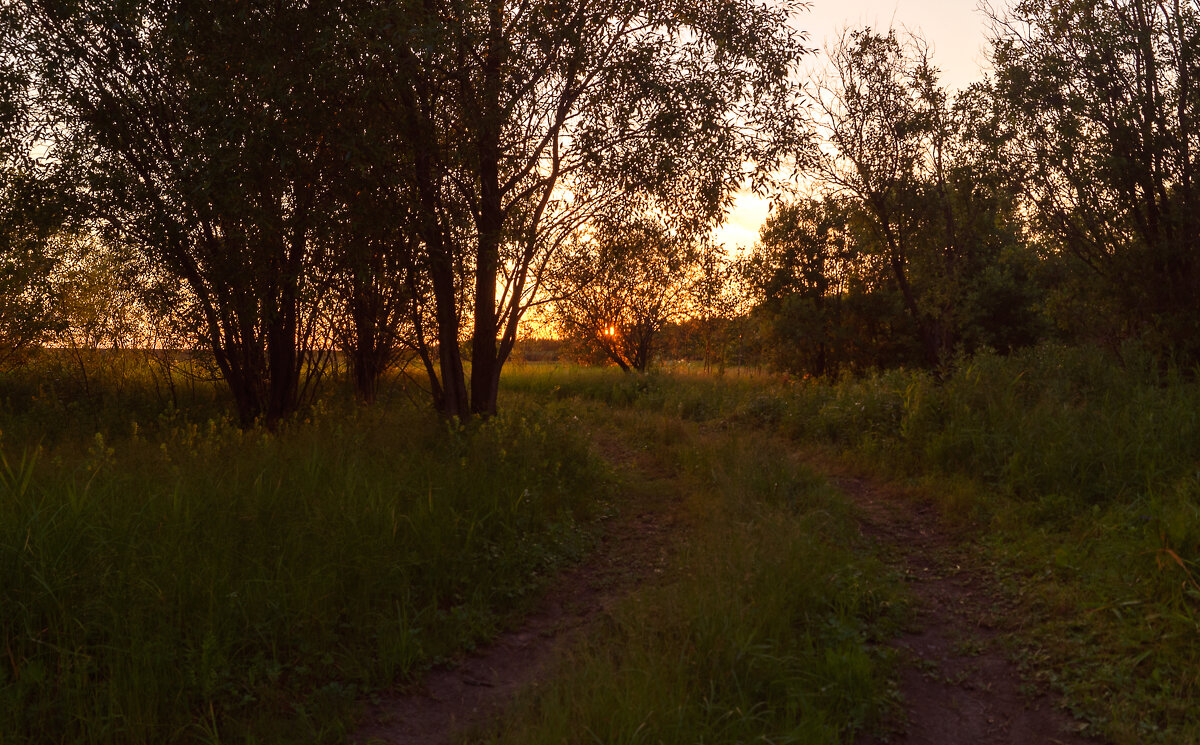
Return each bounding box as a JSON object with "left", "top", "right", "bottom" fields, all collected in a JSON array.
[
  {"left": 0, "top": 354, "right": 608, "bottom": 743},
  {"left": 2, "top": 345, "right": 1199, "bottom": 743},
  {"left": 507, "top": 345, "right": 1200, "bottom": 743}
]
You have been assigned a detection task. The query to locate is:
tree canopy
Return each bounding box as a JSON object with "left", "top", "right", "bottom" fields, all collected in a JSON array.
[
  {"left": 363, "top": 0, "right": 811, "bottom": 413},
  {"left": 1, "top": 0, "right": 1198, "bottom": 417},
  {"left": 991, "top": 0, "right": 1200, "bottom": 360},
  {"left": 5, "top": 0, "right": 811, "bottom": 420}
]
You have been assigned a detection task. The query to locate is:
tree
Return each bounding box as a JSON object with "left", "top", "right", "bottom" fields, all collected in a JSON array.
[
  {"left": 0, "top": 170, "right": 70, "bottom": 367},
  {"left": 744, "top": 196, "right": 923, "bottom": 375},
  {"left": 812, "top": 28, "right": 1046, "bottom": 369},
  {"left": 52, "top": 237, "right": 148, "bottom": 392},
  {"left": 551, "top": 216, "right": 702, "bottom": 373},
  {"left": 813, "top": 29, "right": 949, "bottom": 367},
  {"left": 363, "top": 0, "right": 811, "bottom": 415},
  {"left": 691, "top": 244, "right": 741, "bottom": 373},
  {"left": 989, "top": 0, "right": 1200, "bottom": 360},
  {"left": 323, "top": 160, "right": 422, "bottom": 404},
  {"left": 939, "top": 79, "right": 1048, "bottom": 354},
  {"left": 10, "top": 0, "right": 812, "bottom": 421},
  {"left": 14, "top": 0, "right": 361, "bottom": 426},
  {"left": 747, "top": 197, "right": 851, "bottom": 376},
  {"left": 0, "top": 33, "right": 69, "bottom": 367}
]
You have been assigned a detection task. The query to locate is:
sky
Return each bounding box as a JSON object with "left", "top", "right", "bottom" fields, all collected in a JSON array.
[{"left": 714, "top": 0, "right": 1010, "bottom": 249}]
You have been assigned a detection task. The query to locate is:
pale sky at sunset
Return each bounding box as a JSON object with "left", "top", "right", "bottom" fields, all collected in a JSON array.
[{"left": 715, "top": 0, "right": 1012, "bottom": 249}]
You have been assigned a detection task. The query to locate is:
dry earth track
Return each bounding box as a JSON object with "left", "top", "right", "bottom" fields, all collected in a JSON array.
[
  {"left": 353, "top": 430, "right": 1098, "bottom": 745},
  {"left": 351, "top": 428, "right": 682, "bottom": 745},
  {"left": 815, "top": 458, "right": 1097, "bottom": 745}
]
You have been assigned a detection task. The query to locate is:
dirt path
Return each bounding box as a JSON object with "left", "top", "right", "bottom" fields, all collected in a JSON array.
[
  {"left": 350, "top": 429, "right": 682, "bottom": 745},
  {"left": 351, "top": 425, "right": 1098, "bottom": 745},
  {"left": 813, "top": 459, "right": 1096, "bottom": 745}
]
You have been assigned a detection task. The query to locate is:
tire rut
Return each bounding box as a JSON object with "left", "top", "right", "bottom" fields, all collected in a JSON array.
[
  {"left": 349, "top": 428, "right": 681, "bottom": 745},
  {"left": 813, "top": 461, "right": 1098, "bottom": 745}
]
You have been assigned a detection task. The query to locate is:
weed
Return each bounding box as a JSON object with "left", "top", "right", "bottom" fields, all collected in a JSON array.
[{"left": 507, "top": 347, "right": 1200, "bottom": 742}]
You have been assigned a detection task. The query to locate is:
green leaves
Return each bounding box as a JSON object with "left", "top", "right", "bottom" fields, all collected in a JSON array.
[{"left": 990, "top": 0, "right": 1200, "bottom": 361}]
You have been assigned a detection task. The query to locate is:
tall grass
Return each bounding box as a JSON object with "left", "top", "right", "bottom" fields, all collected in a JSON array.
[
  {"left": 472, "top": 407, "right": 904, "bottom": 745},
  {"left": 0, "top": 384, "right": 608, "bottom": 744},
  {"left": 515, "top": 348, "right": 1200, "bottom": 743}
]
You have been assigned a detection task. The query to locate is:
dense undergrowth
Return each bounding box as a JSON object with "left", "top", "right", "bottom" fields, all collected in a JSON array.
[
  {"left": 472, "top": 406, "right": 904, "bottom": 744},
  {"left": 0, "top": 360, "right": 607, "bottom": 744},
  {"left": 507, "top": 344, "right": 1200, "bottom": 743}
]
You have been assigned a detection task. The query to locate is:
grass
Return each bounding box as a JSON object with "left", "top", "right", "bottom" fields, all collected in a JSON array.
[
  {"left": 513, "top": 346, "right": 1200, "bottom": 743},
  {"left": 469, "top": 400, "right": 905, "bottom": 745},
  {"left": 0, "top": 363, "right": 609, "bottom": 744},
  {"left": 8, "top": 347, "right": 1196, "bottom": 743}
]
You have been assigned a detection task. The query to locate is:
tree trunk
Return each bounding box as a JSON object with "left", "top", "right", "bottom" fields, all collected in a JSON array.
[
  {"left": 430, "top": 256, "right": 469, "bottom": 418},
  {"left": 878, "top": 218, "right": 940, "bottom": 368},
  {"left": 469, "top": 0, "right": 505, "bottom": 418},
  {"left": 264, "top": 310, "right": 299, "bottom": 428},
  {"left": 470, "top": 186, "right": 502, "bottom": 416}
]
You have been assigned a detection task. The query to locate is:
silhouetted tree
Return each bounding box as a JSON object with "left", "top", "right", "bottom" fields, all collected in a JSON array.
[
  {"left": 362, "top": 0, "right": 812, "bottom": 414},
  {"left": 991, "top": 0, "right": 1200, "bottom": 359},
  {"left": 812, "top": 29, "right": 1045, "bottom": 369},
  {"left": 551, "top": 216, "right": 704, "bottom": 373},
  {"left": 745, "top": 196, "right": 923, "bottom": 375},
  {"left": 814, "top": 29, "right": 944, "bottom": 365},
  {"left": 15, "top": 0, "right": 361, "bottom": 425},
  {"left": 0, "top": 37, "right": 69, "bottom": 367}
]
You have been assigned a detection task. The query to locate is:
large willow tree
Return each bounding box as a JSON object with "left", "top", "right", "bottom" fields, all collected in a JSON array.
[{"left": 360, "top": 0, "right": 812, "bottom": 417}]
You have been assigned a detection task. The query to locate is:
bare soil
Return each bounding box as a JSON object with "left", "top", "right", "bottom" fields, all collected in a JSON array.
[
  {"left": 352, "top": 431, "right": 1099, "bottom": 745},
  {"left": 813, "top": 459, "right": 1098, "bottom": 745}
]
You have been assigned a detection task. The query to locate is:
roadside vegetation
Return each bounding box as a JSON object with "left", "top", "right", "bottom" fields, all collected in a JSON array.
[
  {"left": 0, "top": 355, "right": 913, "bottom": 745},
  {"left": 7, "top": 349, "right": 1200, "bottom": 743},
  {"left": 0, "top": 359, "right": 607, "bottom": 744},
  {"left": 2, "top": 0, "right": 1198, "bottom": 743},
  {"left": 471, "top": 400, "right": 905, "bottom": 745}
]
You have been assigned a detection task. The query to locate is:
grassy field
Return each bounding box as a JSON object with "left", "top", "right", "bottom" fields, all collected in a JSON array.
[
  {"left": 0, "top": 358, "right": 607, "bottom": 744},
  {"left": 0, "top": 354, "right": 905, "bottom": 745},
  {"left": 507, "top": 345, "right": 1200, "bottom": 744},
  {"left": 4, "top": 347, "right": 1199, "bottom": 743}
]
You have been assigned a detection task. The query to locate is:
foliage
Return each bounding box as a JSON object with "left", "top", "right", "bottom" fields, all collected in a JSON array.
[
  {"left": 359, "top": 0, "right": 812, "bottom": 416},
  {"left": 13, "top": 0, "right": 368, "bottom": 426},
  {"left": 991, "top": 0, "right": 1200, "bottom": 361},
  {"left": 0, "top": 170, "right": 69, "bottom": 366},
  {"left": 688, "top": 243, "right": 744, "bottom": 372},
  {"left": 549, "top": 216, "right": 711, "bottom": 372},
  {"left": 744, "top": 196, "right": 922, "bottom": 375},
  {"left": 0, "top": 39, "right": 70, "bottom": 367},
  {"left": 531, "top": 347, "right": 1200, "bottom": 743},
  {"left": 807, "top": 29, "right": 1046, "bottom": 371}
]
